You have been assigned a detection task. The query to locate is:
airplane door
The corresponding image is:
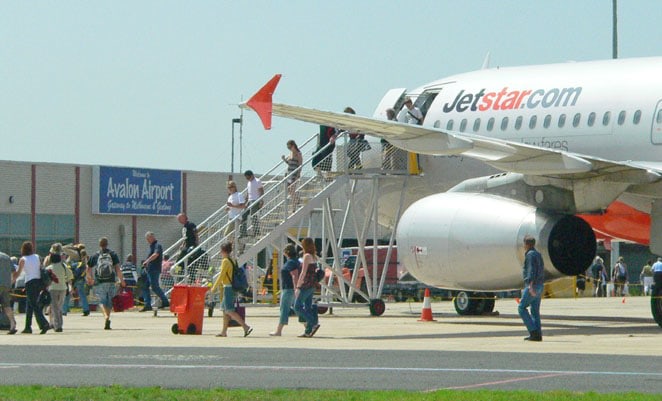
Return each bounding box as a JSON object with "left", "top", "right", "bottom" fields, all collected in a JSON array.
[
  {"left": 652, "top": 100, "right": 662, "bottom": 144},
  {"left": 372, "top": 88, "right": 406, "bottom": 119}
]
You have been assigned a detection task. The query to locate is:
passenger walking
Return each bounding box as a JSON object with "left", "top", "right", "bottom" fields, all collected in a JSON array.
[
  {"left": 0, "top": 251, "right": 17, "bottom": 334},
  {"left": 381, "top": 108, "right": 397, "bottom": 170},
  {"left": 343, "top": 107, "right": 364, "bottom": 170},
  {"left": 640, "top": 260, "right": 654, "bottom": 296},
  {"left": 652, "top": 257, "right": 662, "bottom": 294},
  {"left": 14, "top": 241, "right": 49, "bottom": 334},
  {"left": 294, "top": 237, "right": 321, "bottom": 338},
  {"left": 242, "top": 170, "right": 264, "bottom": 237},
  {"left": 590, "top": 256, "right": 607, "bottom": 297},
  {"left": 86, "top": 237, "right": 125, "bottom": 330},
  {"left": 176, "top": 213, "right": 199, "bottom": 262},
  {"left": 282, "top": 140, "right": 302, "bottom": 214},
  {"left": 612, "top": 257, "right": 629, "bottom": 297},
  {"left": 210, "top": 242, "right": 252, "bottom": 337},
  {"left": 270, "top": 244, "right": 301, "bottom": 336},
  {"left": 140, "top": 232, "right": 170, "bottom": 312},
  {"left": 45, "top": 243, "right": 73, "bottom": 332},
  {"left": 518, "top": 236, "right": 544, "bottom": 342},
  {"left": 313, "top": 125, "right": 337, "bottom": 176},
  {"left": 224, "top": 181, "right": 245, "bottom": 238}
]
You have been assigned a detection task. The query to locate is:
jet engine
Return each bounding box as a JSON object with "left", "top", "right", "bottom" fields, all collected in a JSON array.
[{"left": 396, "top": 192, "right": 596, "bottom": 291}]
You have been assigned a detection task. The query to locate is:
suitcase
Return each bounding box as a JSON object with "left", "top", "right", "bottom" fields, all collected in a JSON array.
[
  {"left": 229, "top": 300, "right": 245, "bottom": 327},
  {"left": 112, "top": 288, "right": 135, "bottom": 312}
]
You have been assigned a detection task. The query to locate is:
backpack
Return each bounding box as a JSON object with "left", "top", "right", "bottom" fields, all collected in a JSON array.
[
  {"left": 231, "top": 259, "right": 248, "bottom": 293},
  {"left": 314, "top": 262, "right": 325, "bottom": 283},
  {"left": 40, "top": 268, "right": 57, "bottom": 288},
  {"left": 96, "top": 252, "right": 115, "bottom": 282}
]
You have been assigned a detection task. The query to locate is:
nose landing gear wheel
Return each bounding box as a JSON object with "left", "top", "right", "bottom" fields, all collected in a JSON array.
[
  {"left": 369, "top": 299, "right": 385, "bottom": 316},
  {"left": 652, "top": 286, "right": 662, "bottom": 328}
]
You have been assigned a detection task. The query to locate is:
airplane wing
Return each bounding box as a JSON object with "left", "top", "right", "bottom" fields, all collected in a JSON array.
[{"left": 242, "top": 75, "right": 662, "bottom": 188}]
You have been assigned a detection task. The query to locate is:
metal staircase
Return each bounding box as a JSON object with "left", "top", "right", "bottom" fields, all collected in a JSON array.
[{"left": 158, "top": 131, "right": 414, "bottom": 314}]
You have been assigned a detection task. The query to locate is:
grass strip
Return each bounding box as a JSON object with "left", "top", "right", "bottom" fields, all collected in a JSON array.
[{"left": 0, "top": 386, "right": 659, "bottom": 401}]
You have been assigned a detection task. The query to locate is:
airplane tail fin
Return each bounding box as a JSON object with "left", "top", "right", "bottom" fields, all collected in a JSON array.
[
  {"left": 481, "top": 52, "right": 491, "bottom": 69},
  {"left": 244, "top": 74, "right": 282, "bottom": 130}
]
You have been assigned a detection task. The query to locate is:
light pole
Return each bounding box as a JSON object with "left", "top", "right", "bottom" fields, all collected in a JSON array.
[{"left": 231, "top": 118, "right": 241, "bottom": 178}]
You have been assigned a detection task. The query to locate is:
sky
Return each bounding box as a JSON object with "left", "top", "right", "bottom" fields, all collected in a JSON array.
[{"left": 1, "top": 1, "right": 661, "bottom": 174}]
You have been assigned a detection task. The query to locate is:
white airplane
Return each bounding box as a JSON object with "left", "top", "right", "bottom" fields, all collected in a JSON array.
[{"left": 242, "top": 57, "right": 662, "bottom": 327}]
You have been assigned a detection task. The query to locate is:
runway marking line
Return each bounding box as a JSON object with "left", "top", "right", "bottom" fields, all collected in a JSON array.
[
  {"left": 440, "top": 372, "right": 575, "bottom": 391},
  {"left": 1, "top": 362, "right": 662, "bottom": 378}
]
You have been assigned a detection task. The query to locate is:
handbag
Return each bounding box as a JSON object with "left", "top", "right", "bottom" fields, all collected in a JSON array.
[{"left": 229, "top": 299, "right": 245, "bottom": 327}]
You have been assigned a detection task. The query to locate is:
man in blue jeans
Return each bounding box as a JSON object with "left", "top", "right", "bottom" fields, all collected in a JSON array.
[
  {"left": 518, "top": 235, "right": 545, "bottom": 342},
  {"left": 140, "top": 232, "right": 169, "bottom": 312}
]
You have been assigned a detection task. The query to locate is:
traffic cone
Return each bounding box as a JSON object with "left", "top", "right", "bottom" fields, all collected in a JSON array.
[{"left": 418, "top": 288, "right": 436, "bottom": 322}]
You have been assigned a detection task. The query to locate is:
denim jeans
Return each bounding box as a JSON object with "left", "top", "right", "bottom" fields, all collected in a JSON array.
[
  {"left": 25, "top": 279, "right": 48, "bottom": 331},
  {"left": 294, "top": 287, "right": 318, "bottom": 333},
  {"left": 141, "top": 268, "right": 169, "bottom": 308},
  {"left": 518, "top": 283, "right": 544, "bottom": 333},
  {"left": 279, "top": 288, "right": 295, "bottom": 325},
  {"left": 74, "top": 279, "right": 89, "bottom": 312}
]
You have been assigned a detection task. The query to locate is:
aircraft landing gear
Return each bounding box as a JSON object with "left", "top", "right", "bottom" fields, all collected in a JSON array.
[
  {"left": 652, "top": 285, "right": 662, "bottom": 328},
  {"left": 453, "top": 291, "right": 496, "bottom": 316}
]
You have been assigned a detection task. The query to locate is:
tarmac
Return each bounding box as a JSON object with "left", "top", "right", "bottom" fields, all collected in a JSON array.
[{"left": 1, "top": 296, "right": 661, "bottom": 392}]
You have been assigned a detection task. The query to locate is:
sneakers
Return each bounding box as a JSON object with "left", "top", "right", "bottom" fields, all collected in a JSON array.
[
  {"left": 159, "top": 303, "right": 170, "bottom": 310},
  {"left": 39, "top": 327, "right": 50, "bottom": 335},
  {"left": 82, "top": 311, "right": 90, "bottom": 316},
  {"left": 244, "top": 327, "right": 253, "bottom": 337},
  {"left": 524, "top": 330, "right": 542, "bottom": 342},
  {"left": 139, "top": 307, "right": 153, "bottom": 312},
  {"left": 104, "top": 319, "right": 111, "bottom": 330},
  {"left": 298, "top": 332, "right": 312, "bottom": 338},
  {"left": 7, "top": 329, "right": 17, "bottom": 335},
  {"left": 55, "top": 328, "right": 63, "bottom": 333},
  {"left": 310, "top": 324, "right": 321, "bottom": 337},
  {"left": 21, "top": 328, "right": 32, "bottom": 334}
]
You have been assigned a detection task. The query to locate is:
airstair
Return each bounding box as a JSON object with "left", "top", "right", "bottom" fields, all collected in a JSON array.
[{"left": 160, "top": 132, "right": 416, "bottom": 315}]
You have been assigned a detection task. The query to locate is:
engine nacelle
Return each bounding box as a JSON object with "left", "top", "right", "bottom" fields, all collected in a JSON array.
[{"left": 396, "top": 192, "right": 596, "bottom": 291}]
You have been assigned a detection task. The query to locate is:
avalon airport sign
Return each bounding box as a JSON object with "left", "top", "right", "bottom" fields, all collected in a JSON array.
[{"left": 92, "top": 166, "right": 182, "bottom": 216}]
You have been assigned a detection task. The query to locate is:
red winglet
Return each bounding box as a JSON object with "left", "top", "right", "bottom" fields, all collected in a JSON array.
[{"left": 246, "top": 74, "right": 282, "bottom": 130}]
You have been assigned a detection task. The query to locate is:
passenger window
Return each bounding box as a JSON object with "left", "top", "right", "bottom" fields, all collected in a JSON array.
[
  {"left": 434, "top": 120, "right": 441, "bottom": 128},
  {"left": 487, "top": 117, "right": 495, "bottom": 131},
  {"left": 617, "top": 110, "right": 626, "bottom": 125},
  {"left": 501, "top": 117, "right": 508, "bottom": 131},
  {"left": 529, "top": 115, "right": 537, "bottom": 129},
  {"left": 558, "top": 114, "right": 566, "bottom": 128},
  {"left": 633, "top": 110, "right": 641, "bottom": 125},
  {"left": 446, "top": 120, "right": 454, "bottom": 130},
  {"left": 515, "top": 116, "right": 523, "bottom": 130},
  {"left": 587, "top": 112, "right": 596, "bottom": 127},
  {"left": 658, "top": 110, "right": 662, "bottom": 124},
  {"left": 602, "top": 111, "right": 611, "bottom": 126},
  {"left": 460, "top": 119, "right": 467, "bottom": 132},
  {"left": 543, "top": 115, "right": 552, "bottom": 128},
  {"left": 572, "top": 113, "right": 581, "bottom": 127},
  {"left": 473, "top": 118, "right": 481, "bottom": 132}
]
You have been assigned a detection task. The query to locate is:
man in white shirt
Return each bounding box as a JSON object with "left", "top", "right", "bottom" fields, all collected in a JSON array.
[
  {"left": 397, "top": 97, "right": 424, "bottom": 125},
  {"left": 225, "top": 181, "right": 245, "bottom": 238},
  {"left": 242, "top": 170, "right": 264, "bottom": 237}
]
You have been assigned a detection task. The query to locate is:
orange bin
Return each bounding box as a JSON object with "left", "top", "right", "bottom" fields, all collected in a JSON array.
[{"left": 170, "top": 285, "right": 209, "bottom": 335}]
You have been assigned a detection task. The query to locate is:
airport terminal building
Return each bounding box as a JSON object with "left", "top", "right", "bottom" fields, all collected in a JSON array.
[{"left": 0, "top": 159, "right": 244, "bottom": 261}]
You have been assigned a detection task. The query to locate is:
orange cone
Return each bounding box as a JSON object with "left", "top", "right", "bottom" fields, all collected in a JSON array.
[{"left": 418, "top": 288, "right": 436, "bottom": 322}]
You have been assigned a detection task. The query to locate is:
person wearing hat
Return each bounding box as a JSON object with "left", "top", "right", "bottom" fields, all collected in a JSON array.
[
  {"left": 397, "top": 96, "right": 424, "bottom": 125},
  {"left": 45, "top": 243, "right": 73, "bottom": 332},
  {"left": 612, "top": 256, "right": 629, "bottom": 297},
  {"left": 651, "top": 257, "right": 662, "bottom": 295}
]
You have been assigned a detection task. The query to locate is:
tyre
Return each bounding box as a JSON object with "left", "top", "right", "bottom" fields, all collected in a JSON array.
[
  {"left": 171, "top": 323, "right": 179, "bottom": 334},
  {"left": 652, "top": 286, "right": 662, "bottom": 328},
  {"left": 186, "top": 323, "right": 197, "bottom": 334},
  {"left": 453, "top": 291, "right": 478, "bottom": 315},
  {"left": 369, "top": 299, "right": 386, "bottom": 316}
]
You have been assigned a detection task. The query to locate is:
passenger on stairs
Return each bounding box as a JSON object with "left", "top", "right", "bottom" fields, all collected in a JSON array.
[
  {"left": 225, "top": 181, "right": 246, "bottom": 239},
  {"left": 242, "top": 170, "right": 264, "bottom": 237},
  {"left": 282, "top": 140, "right": 302, "bottom": 214}
]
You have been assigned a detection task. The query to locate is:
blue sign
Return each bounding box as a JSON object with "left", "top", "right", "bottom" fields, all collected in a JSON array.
[{"left": 92, "top": 166, "right": 182, "bottom": 216}]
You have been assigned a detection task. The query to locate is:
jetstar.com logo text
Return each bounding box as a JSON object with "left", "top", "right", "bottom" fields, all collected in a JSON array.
[{"left": 442, "top": 86, "right": 582, "bottom": 113}]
